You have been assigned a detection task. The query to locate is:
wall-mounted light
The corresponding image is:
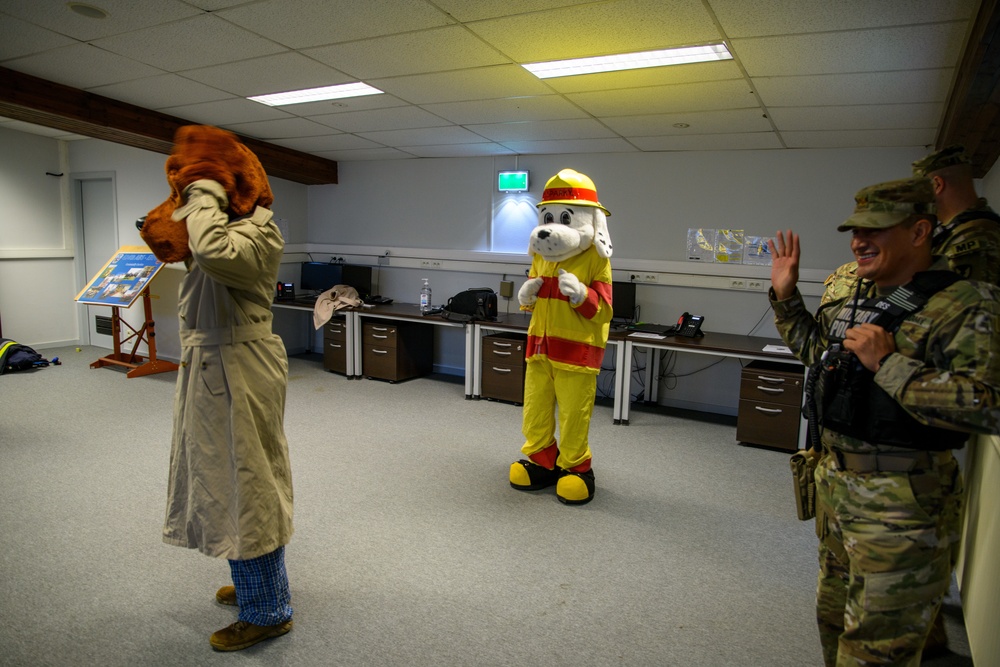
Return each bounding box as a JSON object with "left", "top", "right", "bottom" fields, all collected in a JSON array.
[{"left": 498, "top": 171, "right": 529, "bottom": 193}]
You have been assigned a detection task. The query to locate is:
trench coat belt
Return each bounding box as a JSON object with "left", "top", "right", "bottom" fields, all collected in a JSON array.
[
  {"left": 829, "top": 447, "right": 952, "bottom": 473},
  {"left": 179, "top": 321, "right": 272, "bottom": 347}
]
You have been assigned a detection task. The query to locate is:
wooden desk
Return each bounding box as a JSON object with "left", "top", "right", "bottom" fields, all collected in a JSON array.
[
  {"left": 474, "top": 312, "right": 629, "bottom": 423},
  {"left": 619, "top": 330, "right": 802, "bottom": 437},
  {"left": 352, "top": 303, "right": 473, "bottom": 395}
]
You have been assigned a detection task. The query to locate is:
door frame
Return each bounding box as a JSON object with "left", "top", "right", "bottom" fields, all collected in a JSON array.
[{"left": 71, "top": 171, "right": 119, "bottom": 347}]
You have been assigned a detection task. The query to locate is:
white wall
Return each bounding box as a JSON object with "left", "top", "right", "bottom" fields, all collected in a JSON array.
[
  {"left": 0, "top": 126, "right": 78, "bottom": 345},
  {"left": 955, "top": 163, "right": 1000, "bottom": 667}
]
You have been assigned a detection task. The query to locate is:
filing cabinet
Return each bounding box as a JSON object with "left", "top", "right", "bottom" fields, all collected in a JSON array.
[
  {"left": 480, "top": 333, "right": 527, "bottom": 404},
  {"left": 322, "top": 317, "right": 348, "bottom": 374},
  {"left": 361, "top": 320, "right": 433, "bottom": 382},
  {"left": 736, "top": 361, "right": 804, "bottom": 451}
]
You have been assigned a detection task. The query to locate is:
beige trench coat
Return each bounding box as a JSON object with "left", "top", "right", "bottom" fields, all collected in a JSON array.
[{"left": 163, "top": 182, "right": 293, "bottom": 560}]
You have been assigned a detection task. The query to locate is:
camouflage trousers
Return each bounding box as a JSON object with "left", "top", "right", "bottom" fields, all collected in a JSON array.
[{"left": 813, "top": 450, "right": 963, "bottom": 667}]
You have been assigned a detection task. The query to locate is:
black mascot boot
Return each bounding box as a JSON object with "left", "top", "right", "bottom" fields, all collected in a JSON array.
[
  {"left": 556, "top": 469, "right": 595, "bottom": 505},
  {"left": 509, "top": 459, "right": 563, "bottom": 491}
]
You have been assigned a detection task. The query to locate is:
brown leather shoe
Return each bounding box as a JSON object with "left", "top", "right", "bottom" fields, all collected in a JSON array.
[
  {"left": 215, "top": 585, "right": 237, "bottom": 606},
  {"left": 209, "top": 619, "right": 293, "bottom": 651}
]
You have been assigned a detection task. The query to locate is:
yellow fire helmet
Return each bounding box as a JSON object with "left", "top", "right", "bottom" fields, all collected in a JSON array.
[{"left": 537, "top": 168, "right": 610, "bottom": 216}]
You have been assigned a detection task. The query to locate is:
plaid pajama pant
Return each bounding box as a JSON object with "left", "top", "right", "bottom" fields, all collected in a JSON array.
[{"left": 229, "top": 546, "right": 293, "bottom": 626}]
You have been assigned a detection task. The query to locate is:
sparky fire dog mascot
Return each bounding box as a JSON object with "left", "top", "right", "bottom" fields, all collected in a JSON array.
[{"left": 509, "top": 169, "right": 613, "bottom": 505}]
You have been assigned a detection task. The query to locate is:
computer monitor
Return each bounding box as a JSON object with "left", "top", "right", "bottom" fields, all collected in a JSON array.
[
  {"left": 341, "top": 264, "right": 373, "bottom": 300},
  {"left": 300, "top": 261, "right": 342, "bottom": 294},
  {"left": 611, "top": 280, "right": 637, "bottom": 323}
]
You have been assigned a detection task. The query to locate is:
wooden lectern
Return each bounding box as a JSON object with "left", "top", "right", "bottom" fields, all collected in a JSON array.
[{"left": 76, "top": 246, "right": 178, "bottom": 378}]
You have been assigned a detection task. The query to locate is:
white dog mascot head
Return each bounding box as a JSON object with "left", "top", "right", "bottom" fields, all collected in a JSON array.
[{"left": 529, "top": 168, "right": 612, "bottom": 262}]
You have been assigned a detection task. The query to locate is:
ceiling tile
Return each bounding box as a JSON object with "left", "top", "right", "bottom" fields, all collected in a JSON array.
[
  {"left": 467, "top": 0, "right": 721, "bottom": 62},
  {"left": 754, "top": 69, "right": 955, "bottom": 107},
  {"left": 602, "top": 108, "right": 773, "bottom": 136},
  {"left": 431, "top": 0, "right": 586, "bottom": 22},
  {"left": 733, "top": 23, "right": 969, "bottom": 77},
  {"left": 180, "top": 52, "right": 352, "bottom": 97},
  {"left": 781, "top": 128, "right": 937, "bottom": 148},
  {"left": 2, "top": 43, "right": 163, "bottom": 88},
  {"left": 87, "top": 73, "right": 235, "bottom": 109},
  {"left": 767, "top": 103, "right": 944, "bottom": 132},
  {"left": 468, "top": 118, "right": 617, "bottom": 142},
  {"left": 91, "top": 14, "right": 287, "bottom": 71},
  {"left": 569, "top": 79, "right": 757, "bottom": 117},
  {"left": 422, "top": 95, "right": 587, "bottom": 125},
  {"left": 309, "top": 106, "right": 454, "bottom": 133},
  {"left": 629, "top": 132, "right": 782, "bottom": 151},
  {"left": 277, "top": 94, "right": 411, "bottom": 118},
  {"left": 160, "top": 97, "right": 293, "bottom": 126},
  {"left": 357, "top": 125, "right": 492, "bottom": 147},
  {"left": 272, "top": 134, "right": 383, "bottom": 152},
  {"left": 0, "top": 0, "right": 201, "bottom": 41},
  {"left": 375, "top": 64, "right": 552, "bottom": 105},
  {"left": 217, "top": 0, "right": 452, "bottom": 49},
  {"left": 710, "top": 0, "right": 977, "bottom": 38},
  {"left": 221, "top": 117, "right": 338, "bottom": 140},
  {"left": 304, "top": 25, "right": 510, "bottom": 80},
  {"left": 317, "top": 147, "right": 416, "bottom": 161},
  {"left": 497, "top": 137, "right": 638, "bottom": 154},
  {"left": 401, "top": 143, "right": 518, "bottom": 158},
  {"left": 0, "top": 15, "right": 75, "bottom": 59}
]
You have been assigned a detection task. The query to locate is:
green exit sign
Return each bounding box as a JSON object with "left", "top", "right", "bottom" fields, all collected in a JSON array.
[{"left": 498, "top": 171, "right": 529, "bottom": 192}]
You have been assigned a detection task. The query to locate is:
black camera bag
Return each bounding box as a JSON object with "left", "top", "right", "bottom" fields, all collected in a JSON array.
[{"left": 441, "top": 288, "right": 498, "bottom": 322}]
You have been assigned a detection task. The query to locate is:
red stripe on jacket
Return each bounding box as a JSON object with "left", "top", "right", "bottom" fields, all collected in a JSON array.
[{"left": 526, "top": 335, "right": 606, "bottom": 370}]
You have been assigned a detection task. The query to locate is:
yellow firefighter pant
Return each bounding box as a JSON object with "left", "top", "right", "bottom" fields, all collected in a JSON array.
[{"left": 521, "top": 357, "right": 596, "bottom": 471}]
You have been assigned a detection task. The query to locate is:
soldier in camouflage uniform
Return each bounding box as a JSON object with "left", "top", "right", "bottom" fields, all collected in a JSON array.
[
  {"left": 816, "top": 146, "right": 1000, "bottom": 656},
  {"left": 767, "top": 178, "right": 1000, "bottom": 667},
  {"left": 820, "top": 145, "right": 1000, "bottom": 305}
]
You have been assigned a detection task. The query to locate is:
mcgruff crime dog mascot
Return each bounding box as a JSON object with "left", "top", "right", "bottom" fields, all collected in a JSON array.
[
  {"left": 139, "top": 125, "right": 296, "bottom": 651},
  {"left": 510, "top": 169, "right": 613, "bottom": 505}
]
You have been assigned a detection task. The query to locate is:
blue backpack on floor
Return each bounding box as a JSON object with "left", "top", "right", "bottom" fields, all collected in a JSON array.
[{"left": 0, "top": 339, "right": 49, "bottom": 374}]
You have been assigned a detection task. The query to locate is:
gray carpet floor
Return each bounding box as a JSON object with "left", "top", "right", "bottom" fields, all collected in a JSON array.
[{"left": 0, "top": 346, "right": 973, "bottom": 666}]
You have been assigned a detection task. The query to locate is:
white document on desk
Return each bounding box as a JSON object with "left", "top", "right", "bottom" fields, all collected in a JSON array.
[
  {"left": 629, "top": 332, "right": 667, "bottom": 340},
  {"left": 762, "top": 344, "right": 792, "bottom": 354}
]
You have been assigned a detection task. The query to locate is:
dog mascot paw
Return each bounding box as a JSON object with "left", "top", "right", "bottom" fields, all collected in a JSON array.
[
  {"left": 509, "top": 169, "right": 613, "bottom": 505},
  {"left": 137, "top": 125, "right": 273, "bottom": 263}
]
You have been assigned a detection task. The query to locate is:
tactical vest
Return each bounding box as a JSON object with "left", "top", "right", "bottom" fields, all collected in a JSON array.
[
  {"left": 932, "top": 207, "right": 1000, "bottom": 247},
  {"left": 808, "top": 271, "right": 968, "bottom": 451}
]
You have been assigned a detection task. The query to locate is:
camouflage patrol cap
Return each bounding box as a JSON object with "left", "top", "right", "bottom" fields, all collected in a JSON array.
[
  {"left": 838, "top": 177, "right": 936, "bottom": 232},
  {"left": 911, "top": 145, "right": 971, "bottom": 177}
]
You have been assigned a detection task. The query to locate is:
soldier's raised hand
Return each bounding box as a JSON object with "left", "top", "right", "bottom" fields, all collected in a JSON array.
[{"left": 768, "top": 230, "right": 800, "bottom": 300}]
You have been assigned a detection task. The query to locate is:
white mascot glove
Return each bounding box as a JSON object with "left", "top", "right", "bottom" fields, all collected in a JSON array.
[
  {"left": 518, "top": 277, "right": 544, "bottom": 308},
  {"left": 557, "top": 269, "right": 587, "bottom": 305},
  {"left": 171, "top": 179, "right": 228, "bottom": 221}
]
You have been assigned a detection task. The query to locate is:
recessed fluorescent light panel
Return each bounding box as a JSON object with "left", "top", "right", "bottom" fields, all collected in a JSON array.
[
  {"left": 523, "top": 43, "right": 732, "bottom": 79},
  {"left": 249, "top": 82, "right": 384, "bottom": 106}
]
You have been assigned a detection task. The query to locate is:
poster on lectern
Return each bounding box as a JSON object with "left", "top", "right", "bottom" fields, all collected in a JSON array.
[{"left": 75, "top": 245, "right": 165, "bottom": 307}]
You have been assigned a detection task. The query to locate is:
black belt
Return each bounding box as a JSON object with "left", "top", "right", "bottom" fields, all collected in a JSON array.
[{"left": 829, "top": 448, "right": 951, "bottom": 473}]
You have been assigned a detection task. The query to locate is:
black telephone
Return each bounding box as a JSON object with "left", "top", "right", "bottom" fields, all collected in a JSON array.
[
  {"left": 676, "top": 312, "right": 704, "bottom": 337},
  {"left": 276, "top": 281, "right": 295, "bottom": 300}
]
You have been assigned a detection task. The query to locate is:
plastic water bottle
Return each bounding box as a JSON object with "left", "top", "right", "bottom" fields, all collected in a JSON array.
[{"left": 420, "top": 278, "right": 432, "bottom": 312}]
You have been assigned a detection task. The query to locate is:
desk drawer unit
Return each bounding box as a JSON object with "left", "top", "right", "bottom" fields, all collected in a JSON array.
[
  {"left": 481, "top": 333, "right": 527, "bottom": 404},
  {"left": 361, "top": 320, "right": 433, "bottom": 382},
  {"left": 322, "top": 318, "right": 348, "bottom": 374},
  {"left": 736, "top": 361, "right": 803, "bottom": 451}
]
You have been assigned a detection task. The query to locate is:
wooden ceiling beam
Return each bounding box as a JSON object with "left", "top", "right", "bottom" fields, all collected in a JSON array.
[
  {"left": 936, "top": 0, "right": 1000, "bottom": 178},
  {"left": 0, "top": 66, "right": 338, "bottom": 186}
]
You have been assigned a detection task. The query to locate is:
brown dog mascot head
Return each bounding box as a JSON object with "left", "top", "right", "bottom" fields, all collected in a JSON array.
[{"left": 139, "top": 125, "right": 273, "bottom": 263}]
